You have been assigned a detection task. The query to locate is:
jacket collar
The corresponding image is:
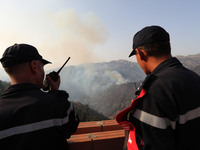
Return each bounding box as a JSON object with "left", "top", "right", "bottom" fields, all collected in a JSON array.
[
  {"left": 135, "top": 57, "right": 182, "bottom": 95},
  {"left": 151, "top": 57, "right": 182, "bottom": 75}
]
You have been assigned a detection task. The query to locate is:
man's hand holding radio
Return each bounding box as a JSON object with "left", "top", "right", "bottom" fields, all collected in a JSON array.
[{"left": 45, "top": 74, "right": 60, "bottom": 90}]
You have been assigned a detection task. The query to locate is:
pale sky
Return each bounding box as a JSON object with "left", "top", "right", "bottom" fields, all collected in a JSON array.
[{"left": 0, "top": 0, "right": 199, "bottom": 70}]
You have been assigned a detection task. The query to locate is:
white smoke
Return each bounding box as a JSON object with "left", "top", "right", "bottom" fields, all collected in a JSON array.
[
  {"left": 59, "top": 62, "right": 130, "bottom": 98},
  {"left": 0, "top": 3, "right": 108, "bottom": 71}
]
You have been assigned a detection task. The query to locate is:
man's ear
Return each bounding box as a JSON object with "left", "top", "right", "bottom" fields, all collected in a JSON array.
[
  {"left": 136, "top": 49, "right": 148, "bottom": 62},
  {"left": 29, "top": 60, "right": 37, "bottom": 73}
]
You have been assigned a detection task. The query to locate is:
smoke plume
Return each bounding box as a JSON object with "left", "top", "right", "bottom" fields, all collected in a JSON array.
[{"left": 0, "top": 7, "right": 108, "bottom": 70}]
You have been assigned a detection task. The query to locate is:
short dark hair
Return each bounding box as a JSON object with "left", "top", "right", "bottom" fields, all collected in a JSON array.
[
  {"left": 4, "top": 63, "right": 29, "bottom": 75},
  {"left": 137, "top": 41, "right": 171, "bottom": 57}
]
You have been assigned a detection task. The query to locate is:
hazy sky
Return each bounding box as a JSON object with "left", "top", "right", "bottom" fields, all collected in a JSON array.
[{"left": 0, "top": 0, "right": 199, "bottom": 70}]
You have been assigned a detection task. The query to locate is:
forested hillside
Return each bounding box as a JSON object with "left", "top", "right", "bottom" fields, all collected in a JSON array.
[
  {"left": 0, "top": 80, "right": 10, "bottom": 95},
  {"left": 78, "top": 53, "right": 200, "bottom": 118},
  {"left": 73, "top": 102, "right": 109, "bottom": 121},
  {"left": 79, "top": 82, "right": 141, "bottom": 118}
]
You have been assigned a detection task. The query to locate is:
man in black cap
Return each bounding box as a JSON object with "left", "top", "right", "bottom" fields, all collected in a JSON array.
[
  {"left": 0, "top": 44, "right": 79, "bottom": 150},
  {"left": 116, "top": 26, "right": 200, "bottom": 150}
]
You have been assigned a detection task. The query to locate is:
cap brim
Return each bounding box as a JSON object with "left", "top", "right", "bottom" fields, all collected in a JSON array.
[
  {"left": 129, "top": 49, "right": 136, "bottom": 57},
  {"left": 41, "top": 59, "right": 51, "bottom": 65}
]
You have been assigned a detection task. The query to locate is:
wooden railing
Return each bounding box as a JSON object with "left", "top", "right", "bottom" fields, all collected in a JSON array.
[{"left": 67, "top": 120, "right": 125, "bottom": 150}]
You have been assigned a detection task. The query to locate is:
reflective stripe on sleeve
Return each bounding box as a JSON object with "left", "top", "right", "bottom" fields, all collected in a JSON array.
[
  {"left": 179, "top": 107, "right": 200, "bottom": 124},
  {"left": 133, "top": 109, "right": 176, "bottom": 129},
  {"left": 0, "top": 103, "right": 74, "bottom": 139},
  {"left": 133, "top": 107, "right": 200, "bottom": 130}
]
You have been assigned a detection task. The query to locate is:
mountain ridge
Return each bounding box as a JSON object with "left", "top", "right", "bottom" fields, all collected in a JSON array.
[
  {"left": 0, "top": 53, "right": 200, "bottom": 119},
  {"left": 74, "top": 53, "right": 200, "bottom": 117}
]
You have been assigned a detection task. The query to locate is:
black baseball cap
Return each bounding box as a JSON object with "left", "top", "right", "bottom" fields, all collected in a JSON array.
[
  {"left": 0, "top": 43, "right": 51, "bottom": 68},
  {"left": 129, "top": 25, "right": 170, "bottom": 57}
]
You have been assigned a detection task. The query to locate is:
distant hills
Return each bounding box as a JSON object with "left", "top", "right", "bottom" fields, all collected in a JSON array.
[
  {"left": 67, "top": 53, "right": 200, "bottom": 118},
  {"left": 0, "top": 80, "right": 10, "bottom": 95},
  {"left": 58, "top": 53, "right": 200, "bottom": 100},
  {"left": 177, "top": 54, "right": 200, "bottom": 75},
  {"left": 177, "top": 53, "right": 200, "bottom": 68},
  {"left": 73, "top": 102, "right": 109, "bottom": 121},
  {"left": 79, "top": 82, "right": 142, "bottom": 118},
  {"left": 0, "top": 53, "right": 200, "bottom": 119},
  {"left": 59, "top": 60, "right": 145, "bottom": 100}
]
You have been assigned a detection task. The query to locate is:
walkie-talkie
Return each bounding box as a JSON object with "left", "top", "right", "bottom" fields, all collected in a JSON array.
[{"left": 43, "top": 57, "right": 70, "bottom": 90}]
